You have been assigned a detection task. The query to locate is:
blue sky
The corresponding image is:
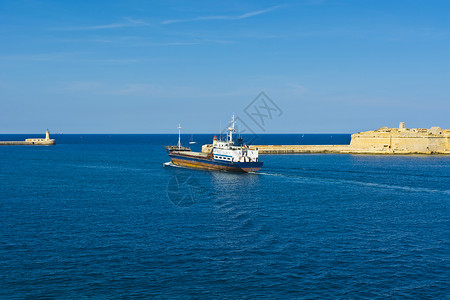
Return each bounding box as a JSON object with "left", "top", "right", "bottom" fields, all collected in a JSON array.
[{"left": 1, "top": 0, "right": 449, "bottom": 133}]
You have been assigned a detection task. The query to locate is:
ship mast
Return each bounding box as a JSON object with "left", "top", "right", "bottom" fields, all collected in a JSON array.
[
  {"left": 177, "top": 124, "right": 182, "bottom": 149},
  {"left": 227, "top": 113, "right": 235, "bottom": 144}
]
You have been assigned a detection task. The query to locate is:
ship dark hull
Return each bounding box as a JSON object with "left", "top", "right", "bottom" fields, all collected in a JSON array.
[{"left": 169, "top": 153, "right": 263, "bottom": 173}]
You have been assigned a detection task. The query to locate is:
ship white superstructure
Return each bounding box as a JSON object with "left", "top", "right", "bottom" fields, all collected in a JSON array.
[{"left": 211, "top": 114, "right": 259, "bottom": 163}]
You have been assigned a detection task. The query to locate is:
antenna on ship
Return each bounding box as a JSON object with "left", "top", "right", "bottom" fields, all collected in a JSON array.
[
  {"left": 237, "top": 117, "right": 240, "bottom": 138},
  {"left": 235, "top": 117, "right": 244, "bottom": 147},
  {"left": 177, "top": 124, "right": 182, "bottom": 150},
  {"left": 227, "top": 113, "right": 236, "bottom": 144}
]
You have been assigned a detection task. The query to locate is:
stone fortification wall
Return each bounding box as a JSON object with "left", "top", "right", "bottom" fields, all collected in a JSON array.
[
  {"left": 350, "top": 125, "right": 449, "bottom": 154},
  {"left": 445, "top": 130, "right": 450, "bottom": 151},
  {"left": 201, "top": 123, "right": 449, "bottom": 155}
]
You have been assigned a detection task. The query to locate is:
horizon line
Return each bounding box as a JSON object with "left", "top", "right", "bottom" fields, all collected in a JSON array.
[{"left": 0, "top": 132, "right": 352, "bottom": 135}]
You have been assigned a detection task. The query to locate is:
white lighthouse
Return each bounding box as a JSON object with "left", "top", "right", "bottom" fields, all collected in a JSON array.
[{"left": 45, "top": 129, "right": 50, "bottom": 140}]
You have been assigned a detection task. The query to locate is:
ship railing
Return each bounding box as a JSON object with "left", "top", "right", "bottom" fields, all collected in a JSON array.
[{"left": 164, "top": 145, "right": 191, "bottom": 152}]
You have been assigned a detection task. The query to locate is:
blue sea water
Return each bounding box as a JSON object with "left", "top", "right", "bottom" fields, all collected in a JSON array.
[{"left": 0, "top": 134, "right": 449, "bottom": 299}]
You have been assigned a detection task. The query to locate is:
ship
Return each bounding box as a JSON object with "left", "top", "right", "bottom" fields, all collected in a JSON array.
[{"left": 165, "top": 114, "right": 263, "bottom": 172}]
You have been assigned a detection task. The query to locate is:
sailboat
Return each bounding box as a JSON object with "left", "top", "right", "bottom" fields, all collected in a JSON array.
[{"left": 189, "top": 134, "right": 197, "bottom": 144}]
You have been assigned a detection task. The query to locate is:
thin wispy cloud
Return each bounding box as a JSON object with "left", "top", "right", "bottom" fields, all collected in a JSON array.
[
  {"left": 0, "top": 52, "right": 84, "bottom": 61},
  {"left": 137, "top": 39, "right": 238, "bottom": 47},
  {"left": 162, "top": 5, "right": 282, "bottom": 25},
  {"left": 61, "top": 81, "right": 255, "bottom": 99},
  {"left": 0, "top": 52, "right": 144, "bottom": 65},
  {"left": 50, "top": 18, "right": 149, "bottom": 31}
]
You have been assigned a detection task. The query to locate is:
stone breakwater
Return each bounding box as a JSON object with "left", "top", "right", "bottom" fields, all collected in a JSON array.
[
  {"left": 0, "top": 130, "right": 55, "bottom": 146},
  {"left": 0, "top": 140, "right": 55, "bottom": 146},
  {"left": 202, "top": 123, "right": 450, "bottom": 155}
]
